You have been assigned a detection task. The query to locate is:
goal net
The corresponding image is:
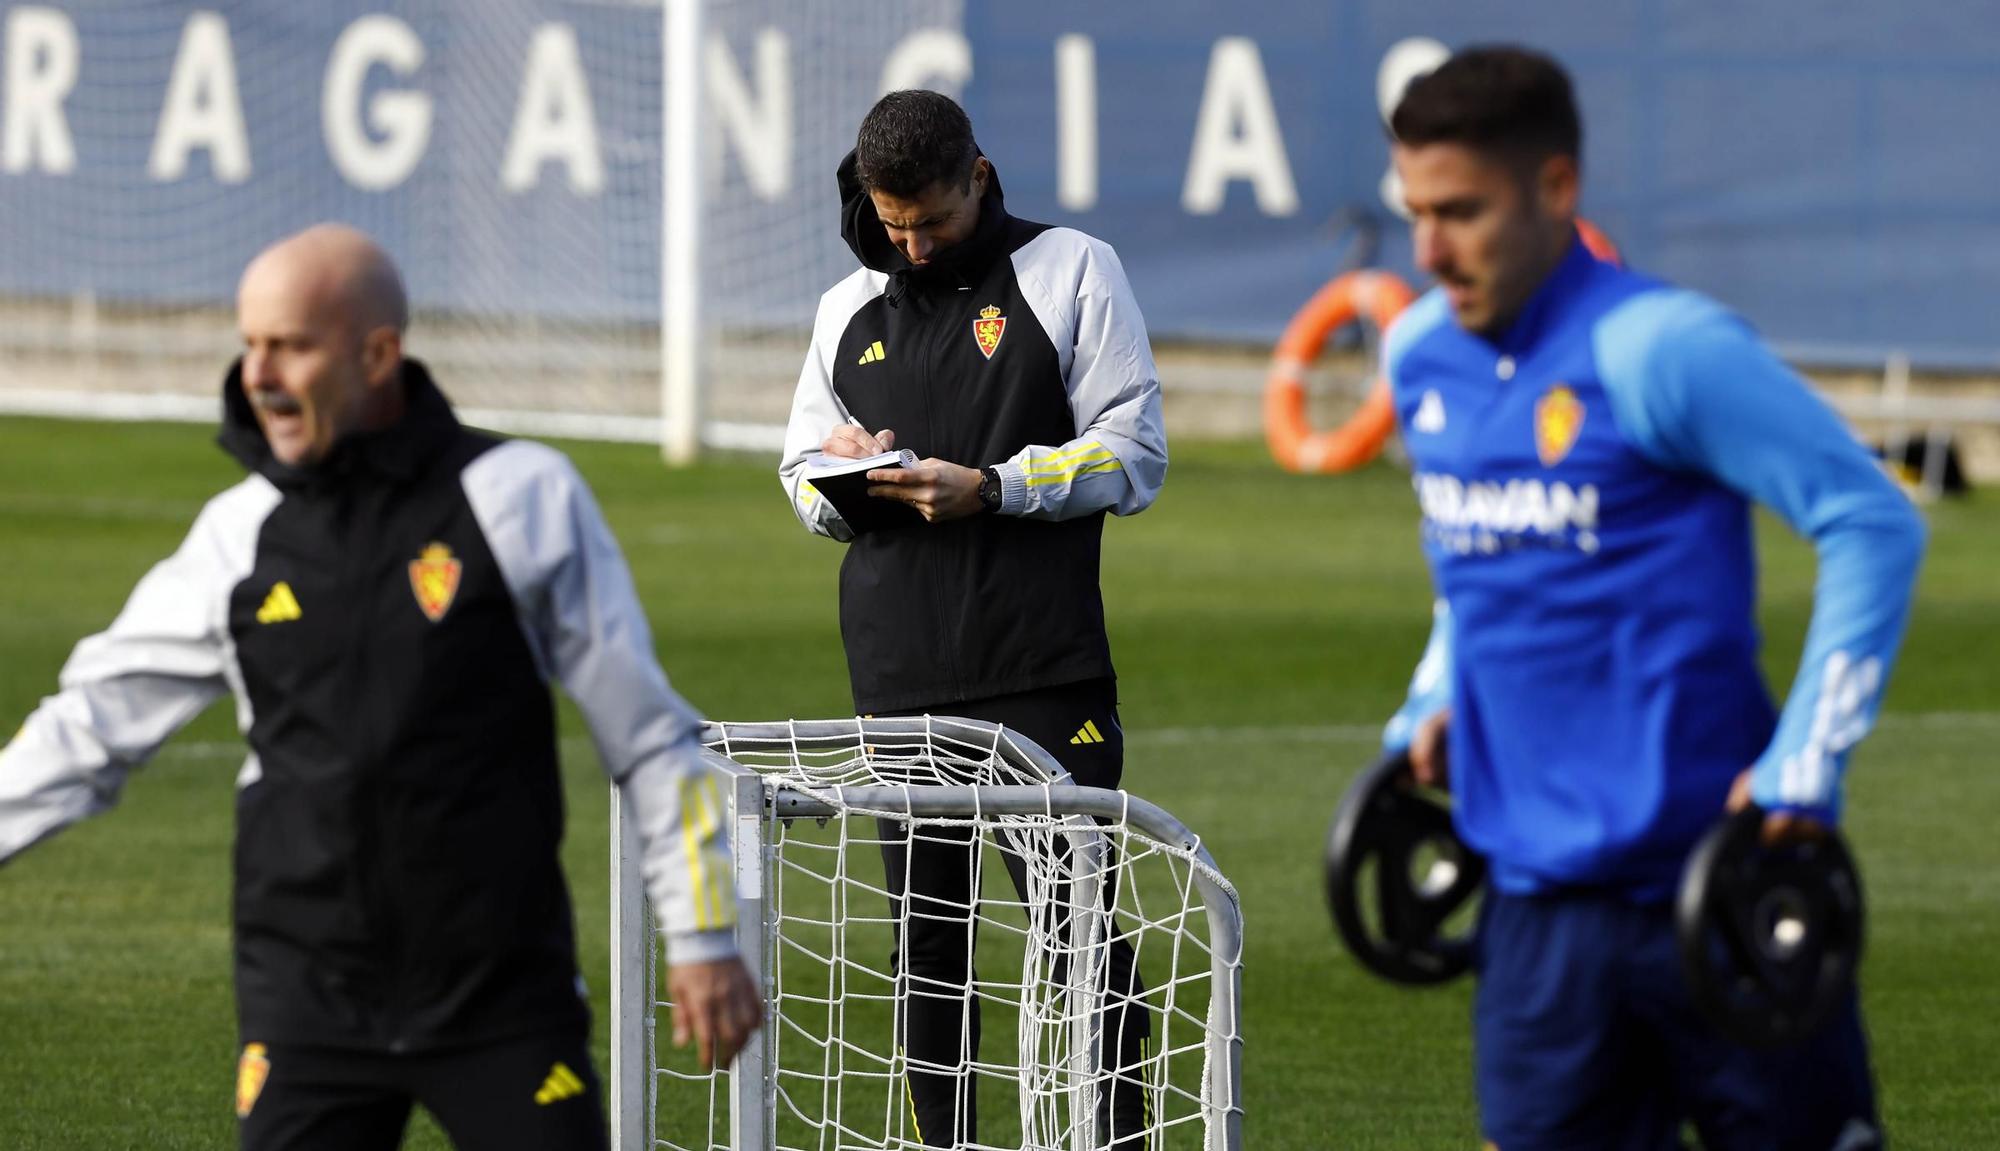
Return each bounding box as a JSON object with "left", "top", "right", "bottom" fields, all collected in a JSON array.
[
  {"left": 611, "top": 717, "right": 1243, "bottom": 1151},
  {"left": 0, "top": 0, "right": 961, "bottom": 452}
]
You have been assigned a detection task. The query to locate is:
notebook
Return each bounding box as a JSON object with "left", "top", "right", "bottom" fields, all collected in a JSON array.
[{"left": 801, "top": 449, "right": 925, "bottom": 534}]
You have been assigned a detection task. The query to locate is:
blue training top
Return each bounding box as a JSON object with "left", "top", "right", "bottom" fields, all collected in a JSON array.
[{"left": 1381, "top": 235, "right": 1925, "bottom": 900}]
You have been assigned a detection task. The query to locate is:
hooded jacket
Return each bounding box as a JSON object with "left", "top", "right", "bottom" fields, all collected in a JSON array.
[
  {"left": 0, "top": 360, "right": 737, "bottom": 1051},
  {"left": 779, "top": 153, "right": 1169, "bottom": 713}
]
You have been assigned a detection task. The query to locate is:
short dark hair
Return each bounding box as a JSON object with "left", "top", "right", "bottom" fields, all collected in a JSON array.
[
  {"left": 854, "top": 90, "right": 979, "bottom": 197},
  {"left": 1390, "top": 46, "right": 1581, "bottom": 168}
]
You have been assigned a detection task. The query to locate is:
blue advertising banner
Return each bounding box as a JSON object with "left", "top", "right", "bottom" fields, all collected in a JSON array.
[
  {"left": 964, "top": 1, "right": 2000, "bottom": 365},
  {"left": 2, "top": 1, "right": 1995, "bottom": 366},
  {"left": 0, "top": 1, "right": 668, "bottom": 321}
]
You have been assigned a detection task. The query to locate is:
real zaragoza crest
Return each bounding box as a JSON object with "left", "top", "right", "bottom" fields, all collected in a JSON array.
[
  {"left": 1535, "top": 384, "right": 1585, "bottom": 467},
  {"left": 408, "top": 541, "right": 462, "bottom": 622},
  {"left": 972, "top": 304, "right": 1007, "bottom": 359},
  {"left": 236, "top": 1043, "right": 270, "bottom": 1118}
]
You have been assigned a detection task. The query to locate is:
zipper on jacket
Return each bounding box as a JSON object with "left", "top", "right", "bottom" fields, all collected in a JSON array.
[
  {"left": 340, "top": 488, "right": 405, "bottom": 1049},
  {"left": 368, "top": 489, "right": 415, "bottom": 1053},
  {"left": 917, "top": 292, "right": 965, "bottom": 699}
]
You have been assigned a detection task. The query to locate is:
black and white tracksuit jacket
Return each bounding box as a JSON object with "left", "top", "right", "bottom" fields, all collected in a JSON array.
[
  {"left": 778, "top": 155, "right": 1169, "bottom": 714},
  {"left": 0, "top": 362, "right": 736, "bottom": 1052}
]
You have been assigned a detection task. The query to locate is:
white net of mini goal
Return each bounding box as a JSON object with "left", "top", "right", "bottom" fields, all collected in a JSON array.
[{"left": 628, "top": 716, "right": 1242, "bottom": 1151}]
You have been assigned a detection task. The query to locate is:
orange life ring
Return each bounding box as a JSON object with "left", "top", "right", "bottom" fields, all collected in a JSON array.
[
  {"left": 1264, "top": 222, "right": 1620, "bottom": 475},
  {"left": 1264, "top": 269, "right": 1415, "bottom": 474}
]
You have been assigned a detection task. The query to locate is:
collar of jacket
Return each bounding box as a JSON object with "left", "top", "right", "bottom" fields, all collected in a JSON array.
[
  {"left": 217, "top": 356, "right": 461, "bottom": 490},
  {"left": 837, "top": 147, "right": 1010, "bottom": 310}
]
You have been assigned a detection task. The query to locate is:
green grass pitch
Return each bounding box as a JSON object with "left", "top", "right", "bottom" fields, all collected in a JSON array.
[{"left": 1, "top": 416, "right": 1996, "bottom": 1148}]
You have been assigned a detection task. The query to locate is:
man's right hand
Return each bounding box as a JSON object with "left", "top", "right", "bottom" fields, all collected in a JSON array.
[
  {"left": 1410, "top": 708, "right": 1452, "bottom": 790},
  {"left": 821, "top": 424, "right": 896, "bottom": 460},
  {"left": 665, "top": 956, "right": 764, "bottom": 1069}
]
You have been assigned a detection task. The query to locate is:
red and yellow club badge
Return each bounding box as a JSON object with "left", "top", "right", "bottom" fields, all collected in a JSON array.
[
  {"left": 408, "top": 541, "right": 462, "bottom": 623},
  {"left": 1535, "top": 384, "right": 1586, "bottom": 467},
  {"left": 972, "top": 304, "right": 1007, "bottom": 359},
  {"left": 235, "top": 1043, "right": 270, "bottom": 1118}
]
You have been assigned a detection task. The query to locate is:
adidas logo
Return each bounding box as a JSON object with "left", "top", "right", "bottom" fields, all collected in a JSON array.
[
  {"left": 1413, "top": 389, "right": 1447, "bottom": 434},
  {"left": 255, "top": 582, "right": 301, "bottom": 625},
  {"left": 1069, "top": 719, "right": 1108, "bottom": 746},
  {"left": 534, "top": 1061, "right": 587, "bottom": 1106},
  {"left": 857, "top": 339, "right": 887, "bottom": 365}
]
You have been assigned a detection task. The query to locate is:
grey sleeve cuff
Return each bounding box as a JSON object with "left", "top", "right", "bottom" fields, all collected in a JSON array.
[
  {"left": 994, "top": 461, "right": 1030, "bottom": 516},
  {"left": 663, "top": 927, "right": 741, "bottom": 965}
]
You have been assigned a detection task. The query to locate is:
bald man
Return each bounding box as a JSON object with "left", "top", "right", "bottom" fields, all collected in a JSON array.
[
  {"left": 0, "top": 224, "right": 760, "bottom": 1150},
  {"left": 233, "top": 224, "right": 412, "bottom": 466}
]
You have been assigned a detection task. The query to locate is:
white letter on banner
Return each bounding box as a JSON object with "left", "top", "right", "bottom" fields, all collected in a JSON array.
[
  {"left": 1376, "top": 36, "right": 1448, "bottom": 219},
  {"left": 501, "top": 24, "right": 604, "bottom": 195},
  {"left": 1182, "top": 37, "right": 1297, "bottom": 216},
  {"left": 1055, "top": 34, "right": 1096, "bottom": 212},
  {"left": 880, "top": 28, "right": 970, "bottom": 96},
  {"left": 149, "top": 11, "right": 251, "bottom": 183},
  {"left": 323, "top": 15, "right": 432, "bottom": 192},
  {"left": 3, "top": 6, "right": 79, "bottom": 175},
  {"left": 705, "top": 29, "right": 790, "bottom": 201}
]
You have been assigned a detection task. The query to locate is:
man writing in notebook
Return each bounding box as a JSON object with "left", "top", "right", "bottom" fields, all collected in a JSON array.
[{"left": 776, "top": 90, "right": 1168, "bottom": 1148}]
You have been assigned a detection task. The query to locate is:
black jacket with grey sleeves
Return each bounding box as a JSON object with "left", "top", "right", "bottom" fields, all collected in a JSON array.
[
  {"left": 779, "top": 156, "right": 1168, "bottom": 713},
  {"left": 0, "top": 362, "right": 735, "bottom": 1052}
]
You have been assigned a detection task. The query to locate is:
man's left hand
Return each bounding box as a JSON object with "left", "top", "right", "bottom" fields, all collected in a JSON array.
[
  {"left": 1726, "top": 768, "right": 1826, "bottom": 847},
  {"left": 867, "top": 458, "right": 985, "bottom": 522}
]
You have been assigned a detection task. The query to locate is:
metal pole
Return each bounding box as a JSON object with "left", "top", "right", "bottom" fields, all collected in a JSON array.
[
  {"left": 1880, "top": 351, "right": 1911, "bottom": 469},
  {"left": 609, "top": 787, "right": 651, "bottom": 1151},
  {"left": 728, "top": 770, "right": 771, "bottom": 1149},
  {"left": 1065, "top": 819, "right": 1107, "bottom": 1151},
  {"left": 661, "top": 0, "right": 704, "bottom": 464},
  {"left": 1193, "top": 868, "right": 1245, "bottom": 1151}
]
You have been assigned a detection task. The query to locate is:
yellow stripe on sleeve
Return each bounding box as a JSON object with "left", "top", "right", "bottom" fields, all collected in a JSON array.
[
  {"left": 1025, "top": 441, "right": 1115, "bottom": 473},
  {"left": 1022, "top": 439, "right": 1121, "bottom": 488},
  {"left": 702, "top": 776, "right": 735, "bottom": 928},
  {"left": 1026, "top": 458, "right": 1123, "bottom": 487},
  {"left": 679, "top": 777, "right": 710, "bottom": 931},
  {"left": 1025, "top": 452, "right": 1117, "bottom": 479}
]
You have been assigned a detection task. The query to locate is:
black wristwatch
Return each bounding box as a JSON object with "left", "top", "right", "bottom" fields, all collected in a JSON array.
[{"left": 977, "top": 466, "right": 1003, "bottom": 513}]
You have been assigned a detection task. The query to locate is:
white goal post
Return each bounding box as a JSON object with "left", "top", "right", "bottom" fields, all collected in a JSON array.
[{"left": 611, "top": 717, "right": 1244, "bottom": 1151}]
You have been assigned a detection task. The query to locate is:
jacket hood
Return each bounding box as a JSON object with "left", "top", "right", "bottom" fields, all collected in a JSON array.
[
  {"left": 219, "top": 356, "right": 460, "bottom": 488},
  {"left": 838, "top": 148, "right": 1009, "bottom": 307}
]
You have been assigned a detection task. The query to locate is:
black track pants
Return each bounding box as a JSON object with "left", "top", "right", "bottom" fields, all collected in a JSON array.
[{"left": 875, "top": 679, "right": 1152, "bottom": 1149}]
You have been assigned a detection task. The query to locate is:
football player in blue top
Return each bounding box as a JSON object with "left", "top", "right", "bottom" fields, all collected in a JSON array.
[{"left": 1378, "top": 46, "right": 1924, "bottom": 1151}]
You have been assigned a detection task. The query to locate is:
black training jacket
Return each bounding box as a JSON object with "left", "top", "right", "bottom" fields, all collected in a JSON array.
[
  {"left": 0, "top": 361, "right": 737, "bottom": 1052},
  {"left": 779, "top": 155, "right": 1168, "bottom": 713}
]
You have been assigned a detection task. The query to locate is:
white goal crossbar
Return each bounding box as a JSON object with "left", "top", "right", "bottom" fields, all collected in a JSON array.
[{"left": 611, "top": 717, "right": 1244, "bottom": 1151}]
